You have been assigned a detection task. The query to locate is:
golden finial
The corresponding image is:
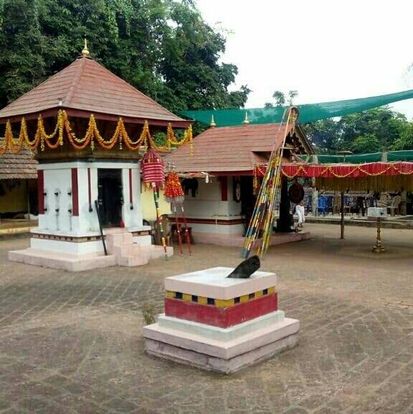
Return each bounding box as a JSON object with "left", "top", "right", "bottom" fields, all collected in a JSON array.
[
  {"left": 82, "top": 38, "right": 90, "bottom": 58},
  {"left": 210, "top": 114, "right": 216, "bottom": 127},
  {"left": 243, "top": 111, "right": 250, "bottom": 124}
]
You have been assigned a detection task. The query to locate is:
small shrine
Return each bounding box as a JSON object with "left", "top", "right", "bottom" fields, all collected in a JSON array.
[
  {"left": 1, "top": 42, "right": 191, "bottom": 270},
  {"left": 166, "top": 118, "right": 313, "bottom": 247}
]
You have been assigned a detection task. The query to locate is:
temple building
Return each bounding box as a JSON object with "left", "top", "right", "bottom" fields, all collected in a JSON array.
[
  {"left": 166, "top": 121, "right": 314, "bottom": 246},
  {"left": 1, "top": 43, "right": 190, "bottom": 270}
]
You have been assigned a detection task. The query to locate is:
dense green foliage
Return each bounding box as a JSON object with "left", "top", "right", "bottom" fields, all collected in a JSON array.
[
  {"left": 0, "top": 0, "right": 250, "bottom": 113},
  {"left": 303, "top": 107, "right": 413, "bottom": 153}
]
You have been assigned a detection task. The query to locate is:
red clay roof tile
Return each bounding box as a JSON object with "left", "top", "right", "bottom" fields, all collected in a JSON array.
[
  {"left": 0, "top": 57, "right": 185, "bottom": 124},
  {"left": 166, "top": 124, "right": 292, "bottom": 173}
]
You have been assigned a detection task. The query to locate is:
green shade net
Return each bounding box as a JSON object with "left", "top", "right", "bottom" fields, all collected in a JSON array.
[
  {"left": 298, "top": 150, "right": 413, "bottom": 164},
  {"left": 182, "top": 89, "right": 413, "bottom": 126}
]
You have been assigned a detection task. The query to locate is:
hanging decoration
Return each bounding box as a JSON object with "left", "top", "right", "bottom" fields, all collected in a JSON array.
[
  {"left": 253, "top": 161, "right": 413, "bottom": 192},
  {"left": 142, "top": 149, "right": 165, "bottom": 190},
  {"left": 141, "top": 148, "right": 168, "bottom": 258},
  {"left": 0, "top": 110, "right": 192, "bottom": 155},
  {"left": 164, "top": 171, "right": 185, "bottom": 204}
]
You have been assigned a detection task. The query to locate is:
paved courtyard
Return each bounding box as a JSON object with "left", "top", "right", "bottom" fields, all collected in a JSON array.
[{"left": 0, "top": 223, "right": 412, "bottom": 414}]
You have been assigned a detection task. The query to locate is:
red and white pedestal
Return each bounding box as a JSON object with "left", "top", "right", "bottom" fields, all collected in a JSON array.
[{"left": 143, "top": 267, "right": 299, "bottom": 374}]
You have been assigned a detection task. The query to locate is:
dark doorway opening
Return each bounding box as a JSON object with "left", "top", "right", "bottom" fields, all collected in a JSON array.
[
  {"left": 97, "top": 169, "right": 123, "bottom": 227},
  {"left": 240, "top": 176, "right": 256, "bottom": 235}
]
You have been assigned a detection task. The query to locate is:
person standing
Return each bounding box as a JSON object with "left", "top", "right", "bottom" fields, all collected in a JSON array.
[{"left": 295, "top": 200, "right": 305, "bottom": 228}]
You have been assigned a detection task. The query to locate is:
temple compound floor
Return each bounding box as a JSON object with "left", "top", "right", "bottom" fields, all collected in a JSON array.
[{"left": 0, "top": 223, "right": 412, "bottom": 413}]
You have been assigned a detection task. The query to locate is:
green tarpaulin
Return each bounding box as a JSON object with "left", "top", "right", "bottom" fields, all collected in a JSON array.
[{"left": 182, "top": 89, "right": 413, "bottom": 126}]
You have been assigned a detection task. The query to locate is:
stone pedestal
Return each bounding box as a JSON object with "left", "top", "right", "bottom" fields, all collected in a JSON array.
[{"left": 143, "top": 267, "right": 299, "bottom": 374}]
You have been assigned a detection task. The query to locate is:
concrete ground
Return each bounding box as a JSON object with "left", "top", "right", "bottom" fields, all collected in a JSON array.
[{"left": 0, "top": 223, "right": 412, "bottom": 414}]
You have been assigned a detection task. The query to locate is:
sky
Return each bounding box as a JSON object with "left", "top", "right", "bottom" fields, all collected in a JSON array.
[{"left": 195, "top": 0, "right": 413, "bottom": 119}]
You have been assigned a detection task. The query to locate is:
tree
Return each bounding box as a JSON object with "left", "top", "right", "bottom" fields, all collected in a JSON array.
[
  {"left": 303, "top": 107, "right": 411, "bottom": 154},
  {"left": 272, "top": 90, "right": 286, "bottom": 106},
  {"left": 302, "top": 119, "right": 340, "bottom": 153},
  {"left": 338, "top": 108, "right": 406, "bottom": 152},
  {"left": 392, "top": 123, "right": 413, "bottom": 150},
  {"left": 0, "top": 0, "right": 250, "bottom": 113},
  {"left": 288, "top": 90, "right": 298, "bottom": 105},
  {"left": 158, "top": 1, "right": 249, "bottom": 111},
  {"left": 0, "top": 0, "right": 45, "bottom": 107},
  {"left": 351, "top": 133, "right": 380, "bottom": 153},
  {"left": 264, "top": 90, "right": 297, "bottom": 108}
]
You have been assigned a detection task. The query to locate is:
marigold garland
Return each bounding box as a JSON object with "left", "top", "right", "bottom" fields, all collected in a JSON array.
[{"left": 0, "top": 110, "right": 192, "bottom": 155}]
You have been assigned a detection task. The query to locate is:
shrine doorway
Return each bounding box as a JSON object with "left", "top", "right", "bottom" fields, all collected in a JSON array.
[{"left": 97, "top": 169, "right": 123, "bottom": 227}]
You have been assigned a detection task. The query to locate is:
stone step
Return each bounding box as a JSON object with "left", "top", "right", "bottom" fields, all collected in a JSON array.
[{"left": 117, "top": 254, "right": 149, "bottom": 267}]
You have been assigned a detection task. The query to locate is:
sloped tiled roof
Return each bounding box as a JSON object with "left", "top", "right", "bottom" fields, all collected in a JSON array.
[
  {"left": 0, "top": 57, "right": 186, "bottom": 125},
  {"left": 0, "top": 148, "right": 37, "bottom": 179},
  {"left": 166, "top": 124, "right": 296, "bottom": 173}
]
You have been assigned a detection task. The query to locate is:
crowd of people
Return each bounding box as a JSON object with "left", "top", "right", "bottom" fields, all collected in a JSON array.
[{"left": 290, "top": 190, "right": 410, "bottom": 230}]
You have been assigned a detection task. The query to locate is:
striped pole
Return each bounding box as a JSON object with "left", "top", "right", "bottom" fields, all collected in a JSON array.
[{"left": 241, "top": 107, "right": 297, "bottom": 258}]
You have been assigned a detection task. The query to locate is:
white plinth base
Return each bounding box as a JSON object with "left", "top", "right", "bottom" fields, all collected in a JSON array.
[
  {"left": 144, "top": 316, "right": 299, "bottom": 374},
  {"left": 8, "top": 248, "right": 116, "bottom": 272},
  {"left": 8, "top": 245, "right": 173, "bottom": 272}
]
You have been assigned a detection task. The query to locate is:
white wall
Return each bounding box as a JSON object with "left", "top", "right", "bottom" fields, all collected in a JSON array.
[
  {"left": 182, "top": 177, "right": 242, "bottom": 219},
  {"left": 37, "top": 160, "right": 144, "bottom": 236}
]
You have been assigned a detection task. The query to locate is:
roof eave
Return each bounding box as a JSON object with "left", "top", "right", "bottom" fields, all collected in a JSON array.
[{"left": 0, "top": 106, "right": 191, "bottom": 128}]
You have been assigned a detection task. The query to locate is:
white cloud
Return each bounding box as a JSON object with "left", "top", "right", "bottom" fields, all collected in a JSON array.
[{"left": 195, "top": 0, "right": 413, "bottom": 118}]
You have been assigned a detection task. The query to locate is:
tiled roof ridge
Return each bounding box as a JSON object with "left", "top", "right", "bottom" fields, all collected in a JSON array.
[{"left": 64, "top": 57, "right": 87, "bottom": 106}]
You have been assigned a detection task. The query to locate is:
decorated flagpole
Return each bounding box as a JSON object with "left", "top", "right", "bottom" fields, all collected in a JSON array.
[{"left": 241, "top": 107, "right": 298, "bottom": 258}]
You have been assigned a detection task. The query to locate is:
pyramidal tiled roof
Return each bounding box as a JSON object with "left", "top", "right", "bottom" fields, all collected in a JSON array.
[{"left": 0, "top": 57, "right": 186, "bottom": 125}]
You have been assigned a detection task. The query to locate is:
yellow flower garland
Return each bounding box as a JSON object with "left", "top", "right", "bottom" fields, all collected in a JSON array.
[{"left": 0, "top": 110, "right": 192, "bottom": 154}]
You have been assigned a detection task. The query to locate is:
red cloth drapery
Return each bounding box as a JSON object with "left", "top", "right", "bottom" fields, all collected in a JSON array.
[{"left": 254, "top": 162, "right": 413, "bottom": 178}]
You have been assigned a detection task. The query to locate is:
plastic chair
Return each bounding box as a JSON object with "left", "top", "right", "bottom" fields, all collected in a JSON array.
[{"left": 318, "top": 196, "right": 328, "bottom": 215}]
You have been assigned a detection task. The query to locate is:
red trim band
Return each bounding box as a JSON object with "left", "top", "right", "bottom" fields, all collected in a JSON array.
[{"left": 165, "top": 293, "right": 277, "bottom": 328}]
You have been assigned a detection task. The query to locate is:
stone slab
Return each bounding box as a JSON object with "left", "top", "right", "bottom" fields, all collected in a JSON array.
[
  {"left": 8, "top": 248, "right": 116, "bottom": 272},
  {"left": 157, "top": 310, "right": 285, "bottom": 341},
  {"left": 164, "top": 267, "right": 277, "bottom": 299},
  {"left": 143, "top": 316, "right": 299, "bottom": 360},
  {"left": 145, "top": 331, "right": 298, "bottom": 374}
]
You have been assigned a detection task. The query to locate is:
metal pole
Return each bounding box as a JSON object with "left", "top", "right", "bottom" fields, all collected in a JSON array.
[
  {"left": 26, "top": 179, "right": 30, "bottom": 228},
  {"left": 94, "top": 200, "right": 108, "bottom": 256},
  {"left": 340, "top": 191, "right": 345, "bottom": 239}
]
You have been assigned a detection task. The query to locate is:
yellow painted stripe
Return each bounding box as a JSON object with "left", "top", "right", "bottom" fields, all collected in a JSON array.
[
  {"left": 182, "top": 293, "right": 192, "bottom": 302},
  {"left": 198, "top": 296, "right": 208, "bottom": 305},
  {"left": 165, "top": 286, "right": 276, "bottom": 308},
  {"left": 240, "top": 294, "right": 249, "bottom": 304},
  {"left": 215, "top": 299, "right": 234, "bottom": 308}
]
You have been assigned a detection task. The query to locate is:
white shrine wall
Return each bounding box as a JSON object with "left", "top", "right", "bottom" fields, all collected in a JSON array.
[
  {"left": 32, "top": 160, "right": 146, "bottom": 254},
  {"left": 178, "top": 177, "right": 245, "bottom": 239}
]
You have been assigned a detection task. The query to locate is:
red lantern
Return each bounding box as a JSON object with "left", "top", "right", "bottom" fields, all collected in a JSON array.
[{"left": 142, "top": 149, "right": 164, "bottom": 190}]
